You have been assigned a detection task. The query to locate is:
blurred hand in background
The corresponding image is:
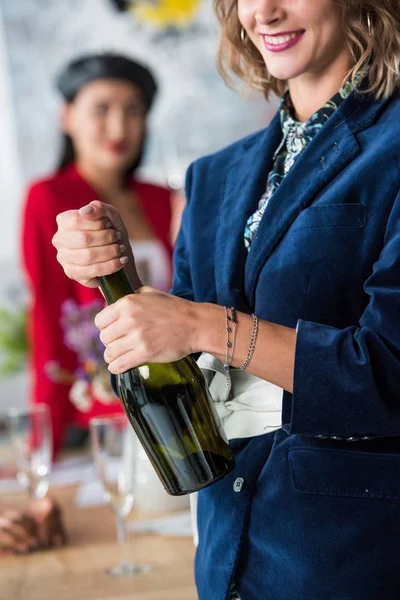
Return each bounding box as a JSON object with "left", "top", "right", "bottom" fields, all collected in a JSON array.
[{"left": 0, "top": 497, "right": 67, "bottom": 555}]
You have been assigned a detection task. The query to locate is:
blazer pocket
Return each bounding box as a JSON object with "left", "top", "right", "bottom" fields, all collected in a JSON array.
[
  {"left": 289, "top": 448, "right": 400, "bottom": 500},
  {"left": 291, "top": 203, "right": 366, "bottom": 230}
]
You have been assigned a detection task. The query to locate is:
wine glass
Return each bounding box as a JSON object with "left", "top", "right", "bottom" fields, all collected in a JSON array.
[
  {"left": 90, "top": 414, "right": 151, "bottom": 577},
  {"left": 7, "top": 404, "right": 52, "bottom": 500}
]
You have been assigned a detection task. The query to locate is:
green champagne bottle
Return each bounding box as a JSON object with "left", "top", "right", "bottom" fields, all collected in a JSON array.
[{"left": 98, "top": 269, "right": 235, "bottom": 496}]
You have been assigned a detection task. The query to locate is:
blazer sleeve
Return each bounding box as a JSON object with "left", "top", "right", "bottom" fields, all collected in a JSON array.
[
  {"left": 289, "top": 188, "right": 400, "bottom": 438},
  {"left": 21, "top": 183, "right": 76, "bottom": 458},
  {"left": 170, "top": 163, "right": 195, "bottom": 300}
]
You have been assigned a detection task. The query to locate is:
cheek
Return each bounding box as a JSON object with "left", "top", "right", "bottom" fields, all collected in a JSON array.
[
  {"left": 72, "top": 115, "right": 104, "bottom": 152},
  {"left": 126, "top": 121, "right": 145, "bottom": 147},
  {"left": 237, "top": 0, "right": 253, "bottom": 31},
  {"left": 309, "top": 22, "right": 345, "bottom": 64},
  {"left": 308, "top": 3, "right": 344, "bottom": 46}
]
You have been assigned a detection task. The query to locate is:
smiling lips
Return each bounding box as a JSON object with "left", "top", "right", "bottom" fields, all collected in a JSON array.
[{"left": 261, "top": 30, "right": 304, "bottom": 53}]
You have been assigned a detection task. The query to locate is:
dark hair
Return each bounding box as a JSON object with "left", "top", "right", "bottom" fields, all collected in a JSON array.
[{"left": 56, "top": 53, "right": 157, "bottom": 175}]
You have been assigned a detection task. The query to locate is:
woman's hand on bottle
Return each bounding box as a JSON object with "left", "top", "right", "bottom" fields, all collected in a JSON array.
[
  {"left": 52, "top": 200, "right": 138, "bottom": 288},
  {"left": 95, "top": 288, "right": 208, "bottom": 373}
]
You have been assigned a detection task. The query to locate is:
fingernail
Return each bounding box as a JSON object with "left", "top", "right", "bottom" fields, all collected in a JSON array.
[
  {"left": 119, "top": 244, "right": 126, "bottom": 253},
  {"left": 79, "top": 205, "right": 95, "bottom": 214},
  {"left": 116, "top": 231, "right": 122, "bottom": 240},
  {"left": 105, "top": 222, "right": 113, "bottom": 229},
  {"left": 120, "top": 256, "right": 129, "bottom": 264}
]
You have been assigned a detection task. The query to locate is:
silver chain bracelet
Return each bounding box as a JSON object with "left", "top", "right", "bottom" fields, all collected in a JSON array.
[{"left": 239, "top": 314, "right": 259, "bottom": 371}]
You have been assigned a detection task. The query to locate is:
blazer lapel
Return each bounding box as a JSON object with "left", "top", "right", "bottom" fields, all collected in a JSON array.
[
  {"left": 244, "top": 94, "right": 376, "bottom": 305},
  {"left": 214, "top": 113, "right": 282, "bottom": 312}
]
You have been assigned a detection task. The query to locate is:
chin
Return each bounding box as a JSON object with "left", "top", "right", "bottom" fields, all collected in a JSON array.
[
  {"left": 267, "top": 62, "right": 309, "bottom": 84},
  {"left": 262, "top": 47, "right": 312, "bottom": 83},
  {"left": 99, "top": 154, "right": 133, "bottom": 172}
]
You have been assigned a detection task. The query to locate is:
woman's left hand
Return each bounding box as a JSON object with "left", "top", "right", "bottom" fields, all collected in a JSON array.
[{"left": 95, "top": 287, "right": 204, "bottom": 374}]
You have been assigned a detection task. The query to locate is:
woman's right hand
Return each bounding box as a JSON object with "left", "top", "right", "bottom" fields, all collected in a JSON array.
[{"left": 52, "top": 200, "right": 140, "bottom": 288}]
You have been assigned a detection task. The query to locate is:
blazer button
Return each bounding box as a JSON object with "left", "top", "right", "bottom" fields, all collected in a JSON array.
[{"left": 233, "top": 477, "right": 245, "bottom": 493}]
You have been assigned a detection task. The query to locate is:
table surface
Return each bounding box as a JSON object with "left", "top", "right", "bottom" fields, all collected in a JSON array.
[{"left": 0, "top": 485, "right": 198, "bottom": 600}]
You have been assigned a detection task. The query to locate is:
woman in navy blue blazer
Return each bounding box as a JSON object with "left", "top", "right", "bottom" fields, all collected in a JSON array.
[{"left": 53, "top": 0, "right": 400, "bottom": 598}]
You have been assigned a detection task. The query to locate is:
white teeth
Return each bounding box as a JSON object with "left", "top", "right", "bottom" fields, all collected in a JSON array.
[{"left": 265, "top": 32, "right": 299, "bottom": 45}]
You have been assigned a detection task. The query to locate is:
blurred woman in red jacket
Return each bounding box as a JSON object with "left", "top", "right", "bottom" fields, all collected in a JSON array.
[{"left": 21, "top": 54, "right": 173, "bottom": 458}]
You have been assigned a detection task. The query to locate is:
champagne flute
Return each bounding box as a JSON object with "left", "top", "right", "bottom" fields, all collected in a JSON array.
[
  {"left": 7, "top": 404, "right": 52, "bottom": 500},
  {"left": 90, "top": 414, "right": 151, "bottom": 577}
]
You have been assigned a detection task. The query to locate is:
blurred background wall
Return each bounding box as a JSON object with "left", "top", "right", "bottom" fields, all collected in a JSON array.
[{"left": 0, "top": 0, "right": 278, "bottom": 410}]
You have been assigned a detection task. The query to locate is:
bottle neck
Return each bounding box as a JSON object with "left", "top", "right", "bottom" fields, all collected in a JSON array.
[{"left": 98, "top": 269, "right": 135, "bottom": 305}]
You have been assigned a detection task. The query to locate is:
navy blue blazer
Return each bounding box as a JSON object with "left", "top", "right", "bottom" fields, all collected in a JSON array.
[
  {"left": 173, "top": 89, "right": 400, "bottom": 441},
  {"left": 171, "top": 89, "right": 400, "bottom": 599}
]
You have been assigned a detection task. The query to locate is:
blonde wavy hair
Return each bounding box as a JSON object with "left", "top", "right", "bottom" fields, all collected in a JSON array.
[{"left": 214, "top": 0, "right": 400, "bottom": 100}]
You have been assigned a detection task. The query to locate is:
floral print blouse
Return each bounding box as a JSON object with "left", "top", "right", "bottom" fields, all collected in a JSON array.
[{"left": 243, "top": 78, "right": 358, "bottom": 250}]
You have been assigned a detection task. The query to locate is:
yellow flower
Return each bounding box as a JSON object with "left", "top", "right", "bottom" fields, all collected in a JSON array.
[{"left": 131, "top": 0, "right": 200, "bottom": 28}]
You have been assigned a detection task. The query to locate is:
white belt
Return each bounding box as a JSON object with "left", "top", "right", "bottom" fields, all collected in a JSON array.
[{"left": 197, "top": 352, "right": 283, "bottom": 441}]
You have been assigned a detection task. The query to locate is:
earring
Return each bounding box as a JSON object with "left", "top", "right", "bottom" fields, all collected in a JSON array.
[
  {"left": 367, "top": 12, "right": 371, "bottom": 33},
  {"left": 240, "top": 26, "right": 246, "bottom": 42}
]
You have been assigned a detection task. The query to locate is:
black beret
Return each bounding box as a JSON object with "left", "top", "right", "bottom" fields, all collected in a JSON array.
[{"left": 57, "top": 53, "right": 157, "bottom": 111}]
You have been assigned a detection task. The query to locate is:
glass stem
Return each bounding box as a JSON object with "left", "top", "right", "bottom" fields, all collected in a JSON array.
[{"left": 116, "top": 513, "right": 131, "bottom": 565}]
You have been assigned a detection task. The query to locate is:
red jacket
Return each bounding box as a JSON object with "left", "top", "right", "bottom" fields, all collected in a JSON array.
[{"left": 21, "top": 164, "right": 172, "bottom": 458}]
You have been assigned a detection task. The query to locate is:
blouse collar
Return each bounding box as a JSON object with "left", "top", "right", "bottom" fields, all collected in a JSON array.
[{"left": 275, "top": 75, "right": 362, "bottom": 157}]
